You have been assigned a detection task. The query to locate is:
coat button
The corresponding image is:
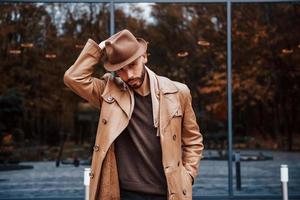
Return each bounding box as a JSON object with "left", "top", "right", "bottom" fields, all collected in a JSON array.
[
  {"left": 183, "top": 189, "right": 187, "bottom": 195},
  {"left": 169, "top": 194, "right": 175, "bottom": 200},
  {"left": 107, "top": 96, "right": 114, "bottom": 103},
  {"left": 107, "top": 96, "right": 113, "bottom": 101},
  {"left": 102, "top": 119, "right": 107, "bottom": 124},
  {"left": 89, "top": 172, "right": 94, "bottom": 179},
  {"left": 173, "top": 134, "right": 176, "bottom": 140},
  {"left": 93, "top": 145, "right": 99, "bottom": 152}
]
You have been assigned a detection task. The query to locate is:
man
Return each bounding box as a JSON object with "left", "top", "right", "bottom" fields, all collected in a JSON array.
[{"left": 64, "top": 29, "right": 203, "bottom": 200}]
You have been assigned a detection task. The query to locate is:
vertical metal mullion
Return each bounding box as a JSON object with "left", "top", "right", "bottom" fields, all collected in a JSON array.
[
  {"left": 110, "top": 0, "right": 115, "bottom": 35},
  {"left": 227, "top": 0, "right": 233, "bottom": 197}
]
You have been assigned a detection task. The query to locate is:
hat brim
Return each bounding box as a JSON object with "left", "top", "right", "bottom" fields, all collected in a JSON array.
[{"left": 103, "top": 38, "right": 148, "bottom": 72}]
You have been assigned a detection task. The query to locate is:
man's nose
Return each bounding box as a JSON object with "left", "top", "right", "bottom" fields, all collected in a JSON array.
[{"left": 126, "top": 69, "right": 134, "bottom": 79}]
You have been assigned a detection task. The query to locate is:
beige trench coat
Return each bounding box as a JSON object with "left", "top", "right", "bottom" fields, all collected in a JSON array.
[{"left": 64, "top": 39, "right": 204, "bottom": 200}]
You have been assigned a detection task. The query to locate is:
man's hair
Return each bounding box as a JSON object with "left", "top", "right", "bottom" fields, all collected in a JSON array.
[{"left": 101, "top": 50, "right": 108, "bottom": 63}]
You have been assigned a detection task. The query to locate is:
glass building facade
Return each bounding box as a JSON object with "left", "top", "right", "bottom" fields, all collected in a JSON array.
[{"left": 0, "top": 1, "right": 299, "bottom": 199}]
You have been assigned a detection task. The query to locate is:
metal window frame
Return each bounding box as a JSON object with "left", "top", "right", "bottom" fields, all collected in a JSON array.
[
  {"left": 2, "top": 0, "right": 300, "bottom": 2},
  {"left": 1, "top": 0, "right": 300, "bottom": 199}
]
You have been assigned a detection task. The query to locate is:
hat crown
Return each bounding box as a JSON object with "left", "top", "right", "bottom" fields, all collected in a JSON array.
[
  {"left": 105, "top": 29, "right": 141, "bottom": 65},
  {"left": 103, "top": 29, "right": 148, "bottom": 72}
]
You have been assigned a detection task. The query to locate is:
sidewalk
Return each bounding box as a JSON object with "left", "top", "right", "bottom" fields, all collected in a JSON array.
[{"left": 0, "top": 150, "right": 299, "bottom": 199}]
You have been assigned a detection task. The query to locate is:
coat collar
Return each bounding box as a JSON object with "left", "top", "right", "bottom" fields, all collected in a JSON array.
[
  {"left": 101, "top": 68, "right": 180, "bottom": 132},
  {"left": 157, "top": 75, "right": 178, "bottom": 94},
  {"left": 145, "top": 66, "right": 178, "bottom": 95},
  {"left": 101, "top": 75, "right": 131, "bottom": 118}
]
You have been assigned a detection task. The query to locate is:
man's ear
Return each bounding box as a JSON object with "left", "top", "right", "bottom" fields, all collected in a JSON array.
[{"left": 142, "top": 52, "right": 148, "bottom": 64}]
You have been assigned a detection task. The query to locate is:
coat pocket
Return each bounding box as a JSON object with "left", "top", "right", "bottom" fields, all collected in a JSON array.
[
  {"left": 165, "top": 166, "right": 193, "bottom": 200},
  {"left": 181, "top": 166, "right": 193, "bottom": 199},
  {"left": 165, "top": 167, "right": 180, "bottom": 200}
]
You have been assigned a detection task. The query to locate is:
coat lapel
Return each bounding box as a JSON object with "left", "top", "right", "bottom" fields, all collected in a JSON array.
[
  {"left": 146, "top": 67, "right": 180, "bottom": 136},
  {"left": 157, "top": 76, "right": 180, "bottom": 132},
  {"left": 101, "top": 77, "right": 132, "bottom": 119}
]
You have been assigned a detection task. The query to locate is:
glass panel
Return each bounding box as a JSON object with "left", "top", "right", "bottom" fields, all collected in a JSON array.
[
  {"left": 0, "top": 3, "right": 109, "bottom": 198},
  {"left": 115, "top": 3, "right": 227, "bottom": 196},
  {"left": 232, "top": 3, "right": 300, "bottom": 196}
]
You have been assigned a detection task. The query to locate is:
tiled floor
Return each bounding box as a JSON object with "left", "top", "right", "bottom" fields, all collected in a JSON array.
[{"left": 0, "top": 150, "right": 299, "bottom": 199}]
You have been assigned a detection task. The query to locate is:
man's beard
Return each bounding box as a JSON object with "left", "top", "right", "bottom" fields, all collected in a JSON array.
[{"left": 125, "top": 66, "right": 146, "bottom": 89}]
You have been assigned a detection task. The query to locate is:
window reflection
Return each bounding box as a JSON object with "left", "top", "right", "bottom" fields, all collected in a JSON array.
[
  {"left": 232, "top": 3, "right": 300, "bottom": 195},
  {"left": 0, "top": 3, "right": 109, "bottom": 198}
]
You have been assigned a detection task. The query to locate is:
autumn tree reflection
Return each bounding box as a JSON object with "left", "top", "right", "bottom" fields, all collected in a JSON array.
[{"left": 0, "top": 3, "right": 299, "bottom": 164}]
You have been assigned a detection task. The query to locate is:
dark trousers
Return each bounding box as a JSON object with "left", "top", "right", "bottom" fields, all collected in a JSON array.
[{"left": 120, "top": 189, "right": 167, "bottom": 200}]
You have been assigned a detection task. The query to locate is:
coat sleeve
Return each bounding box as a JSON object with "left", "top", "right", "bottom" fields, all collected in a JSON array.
[
  {"left": 63, "top": 39, "right": 106, "bottom": 109},
  {"left": 181, "top": 85, "right": 204, "bottom": 183}
]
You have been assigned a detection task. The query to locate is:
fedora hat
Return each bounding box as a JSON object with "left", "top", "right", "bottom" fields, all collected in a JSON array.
[{"left": 103, "top": 29, "right": 148, "bottom": 72}]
